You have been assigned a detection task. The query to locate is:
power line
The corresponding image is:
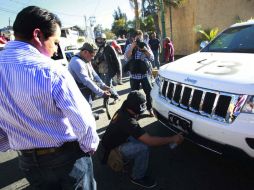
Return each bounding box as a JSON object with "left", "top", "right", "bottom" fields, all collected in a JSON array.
[
  {"left": 0, "top": 7, "right": 17, "bottom": 14},
  {"left": 92, "top": 0, "right": 101, "bottom": 15}
]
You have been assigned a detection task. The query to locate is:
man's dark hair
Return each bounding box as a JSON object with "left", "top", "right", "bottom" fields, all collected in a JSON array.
[
  {"left": 129, "top": 29, "right": 143, "bottom": 38},
  {"left": 13, "top": 6, "right": 62, "bottom": 40}
]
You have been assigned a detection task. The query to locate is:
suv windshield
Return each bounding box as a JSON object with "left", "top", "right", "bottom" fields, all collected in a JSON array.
[{"left": 201, "top": 24, "right": 254, "bottom": 53}]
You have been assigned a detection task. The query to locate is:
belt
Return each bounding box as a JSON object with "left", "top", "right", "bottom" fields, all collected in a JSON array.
[{"left": 19, "top": 141, "right": 90, "bottom": 157}]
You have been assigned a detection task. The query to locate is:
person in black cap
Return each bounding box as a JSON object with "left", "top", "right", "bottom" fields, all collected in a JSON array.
[
  {"left": 69, "top": 42, "right": 111, "bottom": 111},
  {"left": 101, "top": 90, "right": 184, "bottom": 189}
]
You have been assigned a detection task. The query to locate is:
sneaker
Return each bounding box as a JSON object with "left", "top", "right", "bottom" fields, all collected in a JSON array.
[{"left": 130, "top": 176, "right": 157, "bottom": 188}]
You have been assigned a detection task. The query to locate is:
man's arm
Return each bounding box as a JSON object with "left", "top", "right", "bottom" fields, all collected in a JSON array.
[
  {"left": 52, "top": 69, "right": 99, "bottom": 153},
  {"left": 138, "top": 132, "right": 183, "bottom": 147},
  {"left": 124, "top": 43, "right": 136, "bottom": 61},
  {"left": 70, "top": 57, "right": 104, "bottom": 97}
]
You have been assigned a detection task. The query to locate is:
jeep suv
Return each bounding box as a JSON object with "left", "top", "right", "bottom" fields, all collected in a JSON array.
[{"left": 151, "top": 20, "right": 254, "bottom": 158}]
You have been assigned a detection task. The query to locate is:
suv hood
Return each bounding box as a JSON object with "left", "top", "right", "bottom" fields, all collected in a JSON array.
[{"left": 159, "top": 52, "right": 254, "bottom": 94}]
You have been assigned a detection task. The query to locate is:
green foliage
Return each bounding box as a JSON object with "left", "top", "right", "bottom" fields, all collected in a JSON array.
[
  {"left": 113, "top": 7, "right": 127, "bottom": 20},
  {"left": 140, "top": 15, "right": 155, "bottom": 32},
  {"left": 111, "top": 7, "right": 128, "bottom": 37},
  {"left": 194, "top": 25, "right": 219, "bottom": 42},
  {"left": 104, "top": 29, "right": 116, "bottom": 39},
  {"left": 111, "top": 18, "right": 128, "bottom": 37}
]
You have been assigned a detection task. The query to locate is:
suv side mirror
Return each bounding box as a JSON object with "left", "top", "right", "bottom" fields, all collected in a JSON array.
[{"left": 200, "top": 41, "right": 209, "bottom": 49}]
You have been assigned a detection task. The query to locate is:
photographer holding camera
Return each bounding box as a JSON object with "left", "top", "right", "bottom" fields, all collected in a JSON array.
[{"left": 124, "top": 30, "right": 155, "bottom": 117}]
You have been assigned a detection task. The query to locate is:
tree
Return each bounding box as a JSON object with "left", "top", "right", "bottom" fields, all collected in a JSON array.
[
  {"left": 112, "top": 19, "right": 128, "bottom": 37},
  {"left": 129, "top": 0, "right": 141, "bottom": 29},
  {"left": 104, "top": 29, "right": 116, "bottom": 39},
  {"left": 142, "top": 0, "right": 161, "bottom": 37},
  {"left": 140, "top": 15, "right": 155, "bottom": 33},
  {"left": 113, "top": 7, "right": 127, "bottom": 21},
  {"left": 111, "top": 7, "right": 128, "bottom": 37},
  {"left": 164, "top": 0, "right": 187, "bottom": 40}
]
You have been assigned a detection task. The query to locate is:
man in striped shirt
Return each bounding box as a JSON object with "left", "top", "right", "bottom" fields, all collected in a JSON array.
[{"left": 0, "top": 6, "right": 99, "bottom": 190}]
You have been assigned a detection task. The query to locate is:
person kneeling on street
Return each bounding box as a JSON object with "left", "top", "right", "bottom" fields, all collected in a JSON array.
[{"left": 101, "top": 90, "right": 184, "bottom": 189}]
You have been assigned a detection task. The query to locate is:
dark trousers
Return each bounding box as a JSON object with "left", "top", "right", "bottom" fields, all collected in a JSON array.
[
  {"left": 80, "top": 88, "right": 93, "bottom": 107},
  {"left": 18, "top": 142, "right": 96, "bottom": 190},
  {"left": 130, "top": 77, "right": 152, "bottom": 110}
]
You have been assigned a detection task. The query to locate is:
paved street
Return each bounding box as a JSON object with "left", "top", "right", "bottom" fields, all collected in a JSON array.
[{"left": 1, "top": 77, "right": 254, "bottom": 190}]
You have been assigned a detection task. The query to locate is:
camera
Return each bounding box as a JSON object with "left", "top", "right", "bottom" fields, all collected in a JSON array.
[{"left": 135, "top": 38, "right": 146, "bottom": 49}]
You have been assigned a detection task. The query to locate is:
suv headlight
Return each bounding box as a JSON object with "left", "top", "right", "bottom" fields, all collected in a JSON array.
[{"left": 242, "top": 96, "right": 254, "bottom": 113}]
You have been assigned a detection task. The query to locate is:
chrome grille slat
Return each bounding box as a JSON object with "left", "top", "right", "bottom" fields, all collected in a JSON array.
[{"left": 158, "top": 76, "right": 243, "bottom": 123}]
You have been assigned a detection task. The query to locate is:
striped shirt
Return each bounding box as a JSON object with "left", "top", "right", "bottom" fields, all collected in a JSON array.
[
  {"left": 0, "top": 41, "right": 99, "bottom": 153},
  {"left": 124, "top": 44, "right": 154, "bottom": 79}
]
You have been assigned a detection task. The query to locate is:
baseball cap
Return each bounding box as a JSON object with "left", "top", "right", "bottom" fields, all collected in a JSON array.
[
  {"left": 79, "top": 42, "right": 98, "bottom": 52},
  {"left": 126, "top": 90, "right": 147, "bottom": 114}
]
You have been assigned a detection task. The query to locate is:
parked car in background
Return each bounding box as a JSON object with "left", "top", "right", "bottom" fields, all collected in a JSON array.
[
  {"left": 107, "top": 39, "right": 127, "bottom": 54},
  {"left": 51, "top": 43, "right": 69, "bottom": 67},
  {"left": 151, "top": 20, "right": 254, "bottom": 158},
  {"left": 116, "top": 39, "right": 127, "bottom": 53},
  {"left": 64, "top": 45, "right": 79, "bottom": 62}
]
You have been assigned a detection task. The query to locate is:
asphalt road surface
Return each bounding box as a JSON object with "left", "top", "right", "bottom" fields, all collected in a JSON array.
[{"left": 1, "top": 77, "right": 254, "bottom": 190}]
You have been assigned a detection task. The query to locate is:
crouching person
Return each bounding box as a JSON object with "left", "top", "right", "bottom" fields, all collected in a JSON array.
[{"left": 101, "top": 90, "right": 184, "bottom": 188}]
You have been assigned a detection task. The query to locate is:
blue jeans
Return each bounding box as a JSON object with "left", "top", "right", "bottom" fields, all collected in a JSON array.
[
  {"left": 99, "top": 73, "right": 112, "bottom": 87},
  {"left": 118, "top": 137, "right": 149, "bottom": 179},
  {"left": 18, "top": 143, "right": 96, "bottom": 190},
  {"left": 130, "top": 77, "right": 152, "bottom": 110},
  {"left": 99, "top": 73, "right": 119, "bottom": 96},
  {"left": 152, "top": 50, "right": 160, "bottom": 69}
]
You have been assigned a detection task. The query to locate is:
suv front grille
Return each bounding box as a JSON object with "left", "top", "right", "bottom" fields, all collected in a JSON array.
[{"left": 159, "top": 77, "right": 244, "bottom": 123}]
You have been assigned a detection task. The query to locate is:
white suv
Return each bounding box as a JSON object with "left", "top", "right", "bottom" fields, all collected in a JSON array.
[{"left": 151, "top": 20, "right": 254, "bottom": 158}]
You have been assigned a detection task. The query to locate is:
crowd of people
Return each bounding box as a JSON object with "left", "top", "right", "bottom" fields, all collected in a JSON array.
[{"left": 0, "top": 6, "right": 180, "bottom": 190}]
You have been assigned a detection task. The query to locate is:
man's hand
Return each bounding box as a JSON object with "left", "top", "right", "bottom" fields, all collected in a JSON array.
[
  {"left": 102, "top": 91, "right": 111, "bottom": 98},
  {"left": 131, "top": 41, "right": 137, "bottom": 49},
  {"left": 171, "top": 133, "right": 184, "bottom": 145}
]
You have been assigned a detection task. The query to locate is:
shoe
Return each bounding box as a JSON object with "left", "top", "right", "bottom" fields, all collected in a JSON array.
[
  {"left": 148, "top": 109, "right": 154, "bottom": 117},
  {"left": 130, "top": 176, "right": 157, "bottom": 188},
  {"left": 111, "top": 100, "right": 117, "bottom": 105}
]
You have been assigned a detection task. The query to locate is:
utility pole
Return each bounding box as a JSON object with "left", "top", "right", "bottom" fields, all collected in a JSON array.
[
  {"left": 88, "top": 16, "right": 96, "bottom": 27},
  {"left": 160, "top": 0, "right": 166, "bottom": 39},
  {"left": 84, "top": 15, "right": 88, "bottom": 37},
  {"left": 159, "top": 0, "right": 166, "bottom": 63},
  {"left": 88, "top": 16, "right": 96, "bottom": 40}
]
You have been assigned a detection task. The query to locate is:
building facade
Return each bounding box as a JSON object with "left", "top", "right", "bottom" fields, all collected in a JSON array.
[{"left": 162, "top": 0, "right": 254, "bottom": 55}]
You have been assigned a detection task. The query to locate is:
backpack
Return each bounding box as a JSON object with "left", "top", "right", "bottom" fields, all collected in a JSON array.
[
  {"left": 107, "top": 148, "right": 124, "bottom": 172},
  {"left": 123, "top": 48, "right": 152, "bottom": 74}
]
